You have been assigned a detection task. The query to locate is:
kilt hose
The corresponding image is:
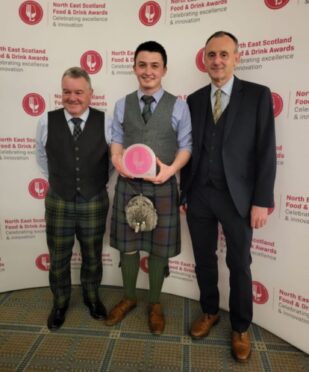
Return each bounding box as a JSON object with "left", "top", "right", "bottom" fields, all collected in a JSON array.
[
  {"left": 45, "top": 188, "right": 109, "bottom": 308},
  {"left": 110, "top": 176, "right": 180, "bottom": 258}
]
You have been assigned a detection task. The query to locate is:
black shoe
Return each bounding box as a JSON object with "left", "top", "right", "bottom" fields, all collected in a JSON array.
[
  {"left": 84, "top": 299, "right": 107, "bottom": 320},
  {"left": 47, "top": 306, "right": 68, "bottom": 330}
]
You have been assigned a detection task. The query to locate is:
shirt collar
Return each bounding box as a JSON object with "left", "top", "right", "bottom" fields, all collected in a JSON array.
[
  {"left": 211, "top": 75, "right": 234, "bottom": 97},
  {"left": 137, "top": 88, "right": 164, "bottom": 103},
  {"left": 64, "top": 107, "right": 90, "bottom": 123}
]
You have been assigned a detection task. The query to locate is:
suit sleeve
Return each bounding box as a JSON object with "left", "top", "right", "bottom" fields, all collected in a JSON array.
[
  {"left": 179, "top": 95, "right": 193, "bottom": 203},
  {"left": 252, "top": 87, "right": 277, "bottom": 207}
]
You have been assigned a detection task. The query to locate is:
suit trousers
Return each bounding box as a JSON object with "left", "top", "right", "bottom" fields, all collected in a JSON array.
[
  {"left": 45, "top": 188, "right": 109, "bottom": 307},
  {"left": 187, "top": 184, "right": 253, "bottom": 332}
]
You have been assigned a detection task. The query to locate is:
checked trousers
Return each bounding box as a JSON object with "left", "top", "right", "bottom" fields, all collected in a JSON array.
[{"left": 45, "top": 188, "right": 109, "bottom": 307}]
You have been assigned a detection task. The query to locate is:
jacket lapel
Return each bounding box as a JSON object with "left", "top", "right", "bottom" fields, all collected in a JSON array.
[
  {"left": 224, "top": 76, "right": 243, "bottom": 142},
  {"left": 196, "top": 85, "right": 211, "bottom": 150}
]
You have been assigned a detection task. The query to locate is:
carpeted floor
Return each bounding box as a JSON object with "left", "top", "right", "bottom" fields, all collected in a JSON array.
[{"left": 0, "top": 286, "right": 307, "bottom": 371}]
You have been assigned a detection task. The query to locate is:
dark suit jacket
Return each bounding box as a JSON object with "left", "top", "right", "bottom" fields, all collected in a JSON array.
[{"left": 181, "top": 76, "right": 276, "bottom": 217}]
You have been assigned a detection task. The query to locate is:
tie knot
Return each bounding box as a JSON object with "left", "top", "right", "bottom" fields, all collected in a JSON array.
[
  {"left": 71, "top": 117, "right": 82, "bottom": 126},
  {"left": 141, "top": 95, "right": 155, "bottom": 105}
]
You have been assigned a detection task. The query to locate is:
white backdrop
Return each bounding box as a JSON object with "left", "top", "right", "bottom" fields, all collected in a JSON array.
[{"left": 0, "top": 0, "right": 308, "bottom": 354}]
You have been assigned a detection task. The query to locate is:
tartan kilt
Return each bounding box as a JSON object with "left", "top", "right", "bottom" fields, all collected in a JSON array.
[{"left": 110, "top": 176, "right": 180, "bottom": 258}]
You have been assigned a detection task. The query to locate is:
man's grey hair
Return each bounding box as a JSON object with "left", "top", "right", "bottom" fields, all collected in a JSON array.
[
  {"left": 206, "top": 31, "right": 239, "bottom": 52},
  {"left": 62, "top": 67, "right": 92, "bottom": 89}
]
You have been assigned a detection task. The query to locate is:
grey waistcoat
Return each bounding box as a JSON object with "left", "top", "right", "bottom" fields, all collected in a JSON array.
[{"left": 123, "top": 91, "right": 177, "bottom": 165}]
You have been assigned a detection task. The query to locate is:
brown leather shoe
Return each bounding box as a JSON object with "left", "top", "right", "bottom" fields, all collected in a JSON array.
[
  {"left": 105, "top": 298, "right": 137, "bottom": 326},
  {"left": 148, "top": 303, "right": 165, "bottom": 335},
  {"left": 190, "top": 313, "right": 220, "bottom": 339},
  {"left": 231, "top": 331, "right": 251, "bottom": 362}
]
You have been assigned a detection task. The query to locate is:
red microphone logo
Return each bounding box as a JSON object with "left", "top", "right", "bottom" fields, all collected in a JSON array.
[
  {"left": 139, "top": 1, "right": 161, "bottom": 26},
  {"left": 80, "top": 51, "right": 103, "bottom": 74},
  {"left": 36, "top": 254, "right": 50, "bottom": 271},
  {"left": 140, "top": 257, "right": 149, "bottom": 273},
  {"left": 271, "top": 92, "right": 283, "bottom": 118},
  {"left": 22, "top": 93, "right": 46, "bottom": 116},
  {"left": 19, "top": 1, "right": 43, "bottom": 25},
  {"left": 252, "top": 281, "right": 269, "bottom": 304},
  {"left": 28, "top": 178, "right": 49, "bottom": 199},
  {"left": 264, "top": 0, "right": 289, "bottom": 10},
  {"left": 195, "top": 47, "right": 208, "bottom": 73}
]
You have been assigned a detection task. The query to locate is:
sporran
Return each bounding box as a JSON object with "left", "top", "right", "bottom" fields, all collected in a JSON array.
[{"left": 125, "top": 194, "right": 158, "bottom": 233}]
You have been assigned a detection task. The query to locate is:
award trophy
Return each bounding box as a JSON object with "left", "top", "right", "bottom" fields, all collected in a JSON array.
[{"left": 122, "top": 144, "right": 156, "bottom": 178}]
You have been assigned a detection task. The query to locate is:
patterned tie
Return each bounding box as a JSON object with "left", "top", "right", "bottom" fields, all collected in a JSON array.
[
  {"left": 213, "top": 89, "right": 222, "bottom": 124},
  {"left": 141, "top": 95, "right": 155, "bottom": 123},
  {"left": 71, "top": 117, "right": 82, "bottom": 141}
]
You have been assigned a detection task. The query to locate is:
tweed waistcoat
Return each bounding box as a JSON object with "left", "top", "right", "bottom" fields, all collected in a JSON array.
[{"left": 123, "top": 91, "right": 177, "bottom": 165}]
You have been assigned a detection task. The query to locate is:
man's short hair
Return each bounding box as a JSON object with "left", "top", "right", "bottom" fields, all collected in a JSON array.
[
  {"left": 134, "top": 41, "right": 167, "bottom": 67},
  {"left": 206, "top": 31, "right": 239, "bottom": 51},
  {"left": 62, "top": 67, "right": 92, "bottom": 89}
]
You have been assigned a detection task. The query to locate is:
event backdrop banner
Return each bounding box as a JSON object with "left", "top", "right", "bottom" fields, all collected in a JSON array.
[{"left": 0, "top": 0, "right": 308, "bottom": 354}]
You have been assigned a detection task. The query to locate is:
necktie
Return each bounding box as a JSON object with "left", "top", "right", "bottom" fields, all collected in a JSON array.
[
  {"left": 71, "top": 117, "right": 82, "bottom": 141},
  {"left": 213, "top": 89, "right": 222, "bottom": 124},
  {"left": 141, "top": 95, "right": 155, "bottom": 123}
]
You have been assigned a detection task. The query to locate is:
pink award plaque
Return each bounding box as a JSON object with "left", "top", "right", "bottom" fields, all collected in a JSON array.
[{"left": 122, "top": 144, "right": 156, "bottom": 178}]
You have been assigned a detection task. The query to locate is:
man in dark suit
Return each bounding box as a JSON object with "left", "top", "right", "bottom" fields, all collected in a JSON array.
[
  {"left": 180, "top": 31, "right": 276, "bottom": 362},
  {"left": 36, "top": 67, "right": 109, "bottom": 330}
]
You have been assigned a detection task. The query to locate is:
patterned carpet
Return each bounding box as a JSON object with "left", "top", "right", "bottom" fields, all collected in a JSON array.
[{"left": 0, "top": 286, "right": 307, "bottom": 371}]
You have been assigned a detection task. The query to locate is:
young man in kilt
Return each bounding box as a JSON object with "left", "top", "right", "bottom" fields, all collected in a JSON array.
[
  {"left": 106, "top": 41, "right": 192, "bottom": 334},
  {"left": 36, "top": 67, "right": 110, "bottom": 330}
]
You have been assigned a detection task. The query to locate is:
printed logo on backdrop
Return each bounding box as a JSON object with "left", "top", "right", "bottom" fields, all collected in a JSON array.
[
  {"left": 169, "top": 259, "right": 196, "bottom": 282},
  {"left": 278, "top": 289, "right": 309, "bottom": 324},
  {"left": 36, "top": 253, "right": 50, "bottom": 271},
  {"left": 251, "top": 237, "right": 277, "bottom": 260},
  {"left": 196, "top": 47, "right": 207, "bottom": 73},
  {"left": 264, "top": 0, "right": 290, "bottom": 10},
  {"left": 252, "top": 281, "right": 269, "bottom": 304},
  {"left": 4, "top": 218, "right": 45, "bottom": 240},
  {"left": 272, "top": 92, "right": 283, "bottom": 117},
  {"left": 80, "top": 50, "right": 103, "bottom": 74},
  {"left": 168, "top": 0, "right": 228, "bottom": 25},
  {"left": 0, "top": 47, "right": 49, "bottom": 73},
  {"left": 139, "top": 1, "right": 161, "bottom": 26},
  {"left": 110, "top": 49, "right": 135, "bottom": 76},
  {"left": 0, "top": 136, "right": 35, "bottom": 161},
  {"left": 19, "top": 1, "right": 44, "bottom": 25},
  {"left": 237, "top": 36, "right": 294, "bottom": 72},
  {"left": 293, "top": 90, "right": 309, "bottom": 121},
  {"left": 52, "top": 2, "right": 108, "bottom": 28},
  {"left": 28, "top": 178, "right": 49, "bottom": 199},
  {"left": 140, "top": 257, "right": 149, "bottom": 273},
  {"left": 276, "top": 144, "right": 285, "bottom": 166},
  {"left": 284, "top": 194, "right": 309, "bottom": 225},
  {"left": 22, "top": 93, "right": 45, "bottom": 116}
]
